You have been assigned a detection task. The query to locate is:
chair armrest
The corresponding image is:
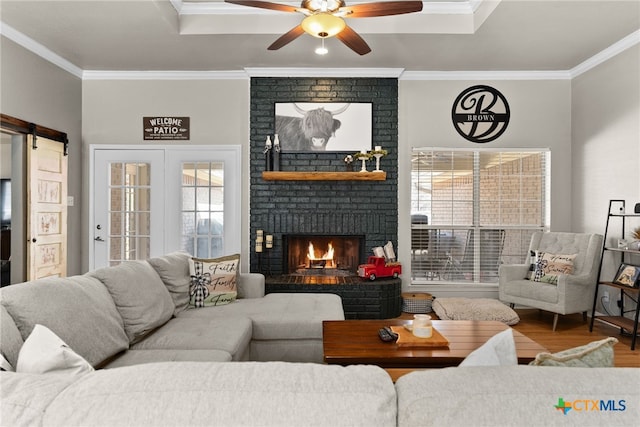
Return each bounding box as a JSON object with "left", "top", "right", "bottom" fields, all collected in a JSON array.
[
  {"left": 559, "top": 273, "right": 594, "bottom": 287},
  {"left": 498, "top": 264, "right": 529, "bottom": 282},
  {"left": 237, "top": 273, "right": 265, "bottom": 299}
]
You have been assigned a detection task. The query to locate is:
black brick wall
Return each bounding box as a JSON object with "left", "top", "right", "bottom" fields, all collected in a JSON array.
[{"left": 250, "top": 77, "right": 398, "bottom": 274}]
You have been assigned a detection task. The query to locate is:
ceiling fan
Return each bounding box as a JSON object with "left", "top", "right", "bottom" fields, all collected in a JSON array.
[{"left": 224, "top": 0, "right": 424, "bottom": 55}]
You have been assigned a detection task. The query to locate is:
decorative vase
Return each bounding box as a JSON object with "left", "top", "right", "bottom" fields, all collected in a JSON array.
[
  {"left": 264, "top": 136, "right": 272, "bottom": 171},
  {"left": 272, "top": 134, "right": 280, "bottom": 171}
]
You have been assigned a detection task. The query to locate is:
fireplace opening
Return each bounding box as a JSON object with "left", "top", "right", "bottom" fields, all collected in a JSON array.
[{"left": 283, "top": 234, "right": 366, "bottom": 275}]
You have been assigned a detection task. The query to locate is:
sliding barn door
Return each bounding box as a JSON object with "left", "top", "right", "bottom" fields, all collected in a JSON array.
[{"left": 26, "top": 135, "right": 67, "bottom": 280}]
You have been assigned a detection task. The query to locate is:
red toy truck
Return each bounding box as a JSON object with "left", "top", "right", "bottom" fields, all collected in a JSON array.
[{"left": 358, "top": 256, "right": 402, "bottom": 281}]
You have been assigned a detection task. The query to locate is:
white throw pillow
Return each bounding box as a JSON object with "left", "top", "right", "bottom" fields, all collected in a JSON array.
[
  {"left": 0, "top": 353, "right": 13, "bottom": 372},
  {"left": 458, "top": 328, "right": 517, "bottom": 367},
  {"left": 16, "top": 324, "right": 94, "bottom": 375}
]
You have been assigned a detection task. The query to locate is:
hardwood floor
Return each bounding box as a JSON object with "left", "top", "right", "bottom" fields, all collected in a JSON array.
[{"left": 398, "top": 309, "right": 639, "bottom": 367}]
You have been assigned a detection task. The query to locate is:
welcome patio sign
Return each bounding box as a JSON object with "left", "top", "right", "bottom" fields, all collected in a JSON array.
[{"left": 143, "top": 116, "right": 190, "bottom": 140}]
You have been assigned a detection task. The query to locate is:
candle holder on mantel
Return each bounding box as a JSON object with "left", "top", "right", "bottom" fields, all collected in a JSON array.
[
  {"left": 354, "top": 151, "right": 371, "bottom": 172},
  {"left": 371, "top": 146, "right": 388, "bottom": 172}
]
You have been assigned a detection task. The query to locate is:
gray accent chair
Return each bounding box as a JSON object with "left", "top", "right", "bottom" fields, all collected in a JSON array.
[{"left": 498, "top": 232, "right": 603, "bottom": 331}]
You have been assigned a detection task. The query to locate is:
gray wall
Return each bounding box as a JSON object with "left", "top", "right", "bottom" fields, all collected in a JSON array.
[
  {"left": 398, "top": 79, "right": 572, "bottom": 294},
  {"left": 81, "top": 78, "right": 250, "bottom": 271},
  {"left": 572, "top": 44, "right": 640, "bottom": 311},
  {"left": 0, "top": 36, "right": 82, "bottom": 278}
]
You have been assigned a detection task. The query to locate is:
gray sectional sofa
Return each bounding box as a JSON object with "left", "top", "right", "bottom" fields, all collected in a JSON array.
[
  {"left": 0, "top": 252, "right": 345, "bottom": 369},
  {"left": 1, "top": 251, "right": 639, "bottom": 426}
]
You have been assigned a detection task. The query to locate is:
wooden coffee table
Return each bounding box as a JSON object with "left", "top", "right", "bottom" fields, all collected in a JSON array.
[{"left": 323, "top": 319, "right": 547, "bottom": 380}]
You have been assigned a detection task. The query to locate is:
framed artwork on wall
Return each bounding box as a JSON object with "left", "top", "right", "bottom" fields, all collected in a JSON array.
[
  {"left": 612, "top": 263, "right": 640, "bottom": 287},
  {"left": 274, "top": 102, "right": 372, "bottom": 152}
]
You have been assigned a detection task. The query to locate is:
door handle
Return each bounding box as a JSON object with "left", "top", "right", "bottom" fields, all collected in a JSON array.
[{"left": 94, "top": 237, "right": 105, "bottom": 242}]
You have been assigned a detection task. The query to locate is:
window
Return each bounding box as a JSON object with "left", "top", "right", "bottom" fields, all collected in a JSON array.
[
  {"left": 181, "top": 162, "right": 225, "bottom": 258},
  {"left": 108, "top": 162, "right": 151, "bottom": 265},
  {"left": 411, "top": 149, "right": 549, "bottom": 284}
]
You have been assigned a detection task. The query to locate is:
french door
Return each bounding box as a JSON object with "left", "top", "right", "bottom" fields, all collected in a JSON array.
[{"left": 91, "top": 146, "right": 241, "bottom": 270}]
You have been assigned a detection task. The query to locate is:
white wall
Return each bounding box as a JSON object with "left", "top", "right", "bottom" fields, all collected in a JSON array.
[
  {"left": 572, "top": 45, "right": 640, "bottom": 313},
  {"left": 398, "top": 79, "right": 573, "bottom": 295},
  {"left": 0, "top": 37, "right": 83, "bottom": 277},
  {"left": 81, "top": 79, "right": 250, "bottom": 271}
]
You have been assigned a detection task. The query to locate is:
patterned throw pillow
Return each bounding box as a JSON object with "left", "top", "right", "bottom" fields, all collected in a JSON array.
[
  {"left": 529, "top": 251, "right": 577, "bottom": 285},
  {"left": 529, "top": 337, "right": 618, "bottom": 367},
  {"left": 188, "top": 254, "right": 239, "bottom": 308}
]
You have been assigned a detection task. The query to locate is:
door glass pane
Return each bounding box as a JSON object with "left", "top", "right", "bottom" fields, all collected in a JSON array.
[
  {"left": 181, "top": 162, "right": 224, "bottom": 258},
  {"left": 108, "top": 162, "right": 152, "bottom": 265}
]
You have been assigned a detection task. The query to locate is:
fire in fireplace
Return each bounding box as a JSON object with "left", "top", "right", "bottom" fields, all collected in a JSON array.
[{"left": 283, "top": 234, "right": 366, "bottom": 275}]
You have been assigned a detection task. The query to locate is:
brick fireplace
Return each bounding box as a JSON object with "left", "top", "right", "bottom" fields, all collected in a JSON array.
[
  {"left": 248, "top": 77, "right": 401, "bottom": 318},
  {"left": 249, "top": 77, "right": 399, "bottom": 276}
]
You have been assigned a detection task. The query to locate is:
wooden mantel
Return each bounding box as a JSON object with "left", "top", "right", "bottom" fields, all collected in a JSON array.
[{"left": 262, "top": 171, "right": 387, "bottom": 181}]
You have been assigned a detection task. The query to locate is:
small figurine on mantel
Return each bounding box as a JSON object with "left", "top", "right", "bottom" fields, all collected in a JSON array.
[{"left": 344, "top": 154, "right": 354, "bottom": 172}]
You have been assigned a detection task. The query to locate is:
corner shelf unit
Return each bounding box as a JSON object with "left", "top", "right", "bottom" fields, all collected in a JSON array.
[
  {"left": 262, "top": 171, "right": 386, "bottom": 181},
  {"left": 589, "top": 199, "right": 640, "bottom": 350}
]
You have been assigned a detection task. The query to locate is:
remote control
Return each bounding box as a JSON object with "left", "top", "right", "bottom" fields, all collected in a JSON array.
[{"left": 378, "top": 326, "right": 398, "bottom": 342}]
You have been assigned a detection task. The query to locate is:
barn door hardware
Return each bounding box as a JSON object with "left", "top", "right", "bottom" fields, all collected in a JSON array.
[{"left": 29, "top": 123, "right": 37, "bottom": 150}]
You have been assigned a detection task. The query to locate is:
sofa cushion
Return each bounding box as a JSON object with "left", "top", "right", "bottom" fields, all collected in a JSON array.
[
  {"left": 178, "top": 293, "right": 345, "bottom": 342},
  {"left": 0, "top": 371, "right": 81, "bottom": 427},
  {"left": 0, "top": 276, "right": 129, "bottom": 367},
  {"left": 250, "top": 293, "right": 345, "bottom": 340},
  {"left": 501, "top": 279, "right": 559, "bottom": 304},
  {"left": 529, "top": 337, "right": 618, "bottom": 367},
  {"left": 41, "top": 362, "right": 397, "bottom": 427},
  {"left": 148, "top": 251, "right": 191, "bottom": 315},
  {"left": 130, "top": 317, "right": 253, "bottom": 361},
  {"left": 16, "top": 324, "right": 94, "bottom": 375},
  {"left": 90, "top": 261, "right": 175, "bottom": 344},
  {"left": 396, "top": 366, "right": 640, "bottom": 427},
  {"left": 0, "top": 304, "right": 23, "bottom": 369},
  {"left": 103, "top": 349, "right": 232, "bottom": 368},
  {"left": 188, "top": 254, "right": 239, "bottom": 307}
]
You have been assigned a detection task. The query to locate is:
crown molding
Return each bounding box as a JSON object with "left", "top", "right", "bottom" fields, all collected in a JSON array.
[
  {"left": 2, "top": 19, "right": 637, "bottom": 82},
  {"left": 569, "top": 29, "right": 640, "bottom": 79},
  {"left": 399, "top": 70, "right": 572, "bottom": 81},
  {"left": 244, "top": 67, "right": 405, "bottom": 78},
  {"left": 0, "top": 22, "right": 83, "bottom": 79},
  {"left": 82, "top": 70, "right": 248, "bottom": 80},
  {"left": 173, "top": 1, "right": 484, "bottom": 16}
]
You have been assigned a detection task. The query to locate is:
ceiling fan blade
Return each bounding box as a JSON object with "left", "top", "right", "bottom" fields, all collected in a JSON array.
[
  {"left": 268, "top": 25, "right": 306, "bottom": 50},
  {"left": 341, "top": 1, "right": 423, "bottom": 18},
  {"left": 335, "top": 25, "right": 371, "bottom": 56},
  {"left": 224, "top": 0, "right": 300, "bottom": 14}
]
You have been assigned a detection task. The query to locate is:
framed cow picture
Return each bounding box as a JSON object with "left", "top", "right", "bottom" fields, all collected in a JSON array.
[{"left": 275, "top": 102, "right": 372, "bottom": 152}]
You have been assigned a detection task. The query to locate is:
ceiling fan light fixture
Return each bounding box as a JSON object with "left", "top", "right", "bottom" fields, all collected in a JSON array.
[
  {"left": 315, "top": 38, "right": 329, "bottom": 55},
  {"left": 301, "top": 12, "right": 346, "bottom": 38}
]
